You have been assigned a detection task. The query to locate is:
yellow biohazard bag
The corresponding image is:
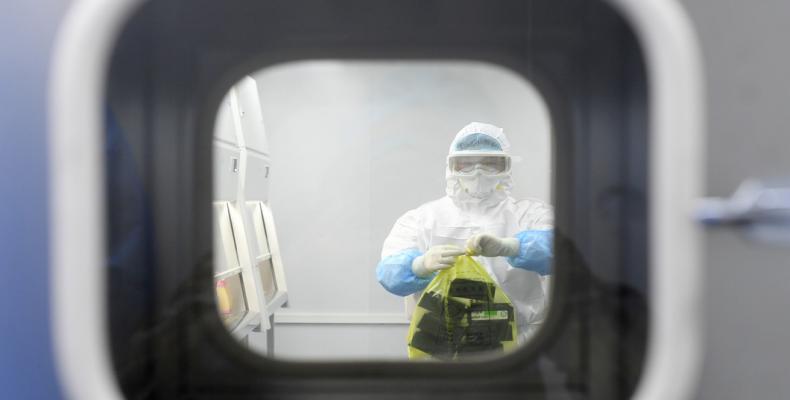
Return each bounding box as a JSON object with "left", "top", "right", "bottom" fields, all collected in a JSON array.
[{"left": 407, "top": 254, "right": 518, "bottom": 360}]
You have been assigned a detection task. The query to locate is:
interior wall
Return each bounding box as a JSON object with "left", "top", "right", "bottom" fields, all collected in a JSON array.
[{"left": 252, "top": 61, "right": 551, "bottom": 359}]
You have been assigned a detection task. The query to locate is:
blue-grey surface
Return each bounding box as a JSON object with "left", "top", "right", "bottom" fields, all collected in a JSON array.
[{"left": 0, "top": 1, "right": 69, "bottom": 398}]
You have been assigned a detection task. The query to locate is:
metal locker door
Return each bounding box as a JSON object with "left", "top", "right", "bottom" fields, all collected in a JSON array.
[{"left": 681, "top": 1, "right": 790, "bottom": 398}]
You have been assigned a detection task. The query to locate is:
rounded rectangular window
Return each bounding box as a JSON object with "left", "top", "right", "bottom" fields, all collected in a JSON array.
[{"left": 211, "top": 61, "right": 554, "bottom": 360}]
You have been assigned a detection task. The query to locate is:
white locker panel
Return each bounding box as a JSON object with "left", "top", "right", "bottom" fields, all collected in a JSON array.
[
  {"left": 243, "top": 152, "right": 271, "bottom": 202},
  {"left": 235, "top": 77, "right": 269, "bottom": 154},
  {"left": 213, "top": 91, "right": 240, "bottom": 145},
  {"left": 213, "top": 141, "right": 240, "bottom": 201}
]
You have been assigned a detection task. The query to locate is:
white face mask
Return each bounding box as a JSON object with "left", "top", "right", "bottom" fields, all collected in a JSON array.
[
  {"left": 446, "top": 169, "right": 511, "bottom": 208},
  {"left": 459, "top": 173, "right": 500, "bottom": 198}
]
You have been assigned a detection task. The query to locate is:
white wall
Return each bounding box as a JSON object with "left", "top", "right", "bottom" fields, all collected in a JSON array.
[{"left": 252, "top": 61, "right": 551, "bottom": 360}]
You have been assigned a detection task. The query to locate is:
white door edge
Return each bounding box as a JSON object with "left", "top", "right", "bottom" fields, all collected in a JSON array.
[
  {"left": 608, "top": 1, "right": 705, "bottom": 399},
  {"left": 49, "top": 1, "right": 144, "bottom": 399}
]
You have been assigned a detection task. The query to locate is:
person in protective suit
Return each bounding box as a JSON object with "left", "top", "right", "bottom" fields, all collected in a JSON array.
[{"left": 376, "top": 122, "right": 554, "bottom": 341}]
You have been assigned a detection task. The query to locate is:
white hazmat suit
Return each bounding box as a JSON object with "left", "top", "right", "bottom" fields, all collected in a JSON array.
[{"left": 376, "top": 122, "right": 553, "bottom": 341}]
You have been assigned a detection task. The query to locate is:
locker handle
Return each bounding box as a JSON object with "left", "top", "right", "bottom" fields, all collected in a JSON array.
[{"left": 696, "top": 179, "right": 790, "bottom": 226}]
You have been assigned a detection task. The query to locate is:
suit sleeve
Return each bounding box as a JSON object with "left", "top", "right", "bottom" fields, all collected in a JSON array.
[
  {"left": 376, "top": 209, "right": 434, "bottom": 296},
  {"left": 507, "top": 201, "right": 554, "bottom": 275}
]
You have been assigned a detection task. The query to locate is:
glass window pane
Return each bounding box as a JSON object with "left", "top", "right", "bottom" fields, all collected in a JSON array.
[
  {"left": 251, "top": 202, "right": 270, "bottom": 256},
  {"left": 257, "top": 257, "right": 278, "bottom": 304},
  {"left": 215, "top": 273, "right": 248, "bottom": 331}
]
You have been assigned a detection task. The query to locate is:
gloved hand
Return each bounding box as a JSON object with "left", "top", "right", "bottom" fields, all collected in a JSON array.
[
  {"left": 466, "top": 233, "right": 520, "bottom": 257},
  {"left": 411, "top": 244, "right": 466, "bottom": 278}
]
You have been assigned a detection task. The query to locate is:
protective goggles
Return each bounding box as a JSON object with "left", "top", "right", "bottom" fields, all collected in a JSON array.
[{"left": 448, "top": 154, "right": 511, "bottom": 175}]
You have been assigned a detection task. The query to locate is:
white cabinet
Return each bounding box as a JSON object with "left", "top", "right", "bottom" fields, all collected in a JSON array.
[{"left": 211, "top": 77, "right": 287, "bottom": 349}]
